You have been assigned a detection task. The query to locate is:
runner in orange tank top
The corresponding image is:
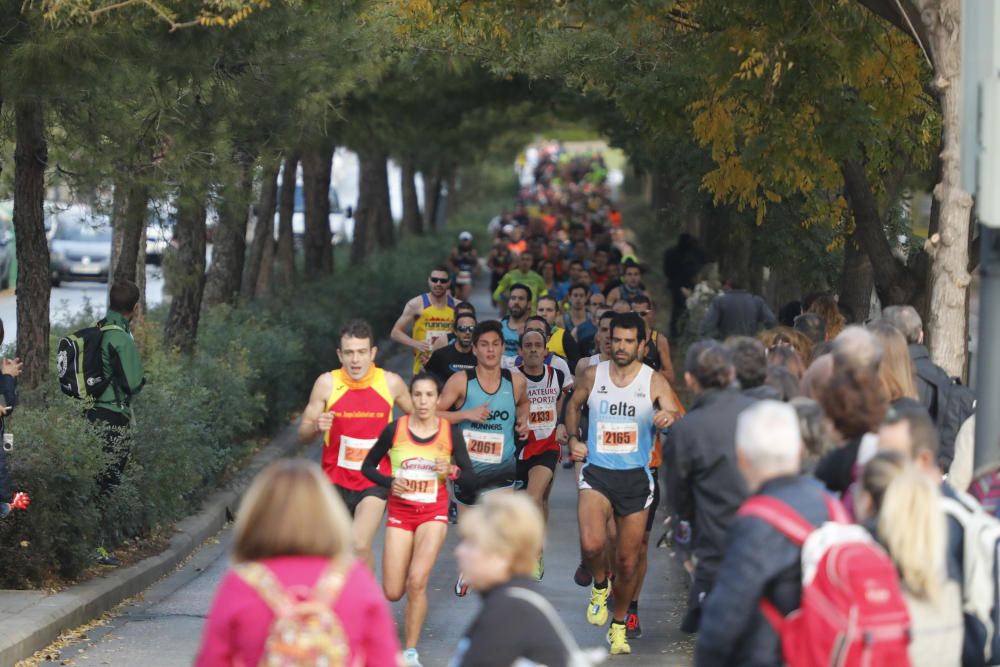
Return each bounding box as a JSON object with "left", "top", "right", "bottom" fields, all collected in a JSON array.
[{"left": 298, "top": 319, "right": 412, "bottom": 570}]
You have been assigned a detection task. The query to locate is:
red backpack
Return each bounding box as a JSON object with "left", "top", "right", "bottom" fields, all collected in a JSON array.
[{"left": 738, "top": 494, "right": 912, "bottom": 667}]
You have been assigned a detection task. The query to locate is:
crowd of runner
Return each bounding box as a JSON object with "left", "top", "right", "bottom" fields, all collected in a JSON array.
[{"left": 194, "top": 142, "right": 990, "bottom": 667}]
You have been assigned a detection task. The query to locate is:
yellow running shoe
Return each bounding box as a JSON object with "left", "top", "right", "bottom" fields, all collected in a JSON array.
[
  {"left": 607, "top": 621, "right": 631, "bottom": 655},
  {"left": 586, "top": 584, "right": 610, "bottom": 625}
]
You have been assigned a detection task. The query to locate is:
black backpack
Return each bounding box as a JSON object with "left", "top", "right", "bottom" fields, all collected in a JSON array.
[
  {"left": 939, "top": 380, "right": 977, "bottom": 470},
  {"left": 56, "top": 324, "right": 123, "bottom": 399}
]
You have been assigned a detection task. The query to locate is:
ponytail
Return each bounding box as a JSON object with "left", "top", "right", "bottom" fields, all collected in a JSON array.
[{"left": 876, "top": 467, "right": 945, "bottom": 601}]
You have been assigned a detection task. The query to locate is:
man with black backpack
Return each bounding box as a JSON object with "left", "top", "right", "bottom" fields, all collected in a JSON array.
[
  {"left": 881, "top": 305, "right": 975, "bottom": 469},
  {"left": 86, "top": 281, "right": 145, "bottom": 564}
]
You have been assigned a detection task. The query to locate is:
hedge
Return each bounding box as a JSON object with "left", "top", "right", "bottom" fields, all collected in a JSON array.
[{"left": 0, "top": 234, "right": 444, "bottom": 588}]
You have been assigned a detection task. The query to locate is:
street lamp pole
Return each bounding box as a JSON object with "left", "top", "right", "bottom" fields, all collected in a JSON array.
[{"left": 962, "top": 0, "right": 1000, "bottom": 470}]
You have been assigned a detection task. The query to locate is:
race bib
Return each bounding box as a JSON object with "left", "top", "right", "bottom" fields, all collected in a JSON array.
[
  {"left": 596, "top": 422, "right": 639, "bottom": 455},
  {"left": 398, "top": 467, "right": 438, "bottom": 503},
  {"left": 464, "top": 429, "right": 505, "bottom": 465},
  {"left": 529, "top": 406, "right": 556, "bottom": 435},
  {"left": 337, "top": 435, "right": 376, "bottom": 471},
  {"left": 425, "top": 330, "right": 448, "bottom": 345}
]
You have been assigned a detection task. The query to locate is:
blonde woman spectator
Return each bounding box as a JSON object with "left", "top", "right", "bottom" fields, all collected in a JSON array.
[
  {"left": 451, "top": 494, "right": 592, "bottom": 667},
  {"left": 857, "top": 453, "right": 962, "bottom": 667},
  {"left": 195, "top": 459, "right": 398, "bottom": 667}
]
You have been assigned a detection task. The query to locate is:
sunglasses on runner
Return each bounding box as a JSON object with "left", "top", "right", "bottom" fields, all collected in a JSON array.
[
  {"left": 429, "top": 276, "right": 450, "bottom": 284},
  {"left": 633, "top": 310, "right": 651, "bottom": 317},
  {"left": 455, "top": 325, "right": 475, "bottom": 333}
]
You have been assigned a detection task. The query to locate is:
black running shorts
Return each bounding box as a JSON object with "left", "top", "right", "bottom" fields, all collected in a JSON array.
[
  {"left": 579, "top": 463, "right": 654, "bottom": 517},
  {"left": 336, "top": 484, "right": 388, "bottom": 516},
  {"left": 516, "top": 450, "right": 559, "bottom": 486}
]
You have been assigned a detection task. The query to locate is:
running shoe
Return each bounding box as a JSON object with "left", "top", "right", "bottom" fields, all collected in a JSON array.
[
  {"left": 586, "top": 584, "right": 610, "bottom": 626},
  {"left": 607, "top": 621, "right": 632, "bottom": 655},
  {"left": 534, "top": 554, "right": 545, "bottom": 581},
  {"left": 573, "top": 561, "right": 592, "bottom": 587},
  {"left": 454, "top": 572, "right": 469, "bottom": 597},
  {"left": 625, "top": 611, "right": 642, "bottom": 639},
  {"left": 402, "top": 648, "right": 423, "bottom": 667}
]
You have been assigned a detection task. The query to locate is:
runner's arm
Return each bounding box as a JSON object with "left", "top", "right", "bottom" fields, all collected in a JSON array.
[
  {"left": 564, "top": 367, "right": 594, "bottom": 459},
  {"left": 449, "top": 424, "right": 479, "bottom": 489},
  {"left": 387, "top": 372, "right": 414, "bottom": 415},
  {"left": 390, "top": 298, "right": 426, "bottom": 351},
  {"left": 657, "top": 333, "right": 676, "bottom": 384},
  {"left": 471, "top": 250, "right": 482, "bottom": 275},
  {"left": 297, "top": 373, "right": 333, "bottom": 444},
  {"left": 361, "top": 423, "right": 397, "bottom": 489},
  {"left": 650, "top": 372, "right": 682, "bottom": 430},
  {"left": 437, "top": 373, "right": 478, "bottom": 424},
  {"left": 491, "top": 271, "right": 512, "bottom": 303},
  {"left": 512, "top": 371, "right": 530, "bottom": 441}
]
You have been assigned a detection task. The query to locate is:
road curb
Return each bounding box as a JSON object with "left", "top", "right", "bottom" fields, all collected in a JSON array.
[{"left": 0, "top": 422, "right": 306, "bottom": 666}]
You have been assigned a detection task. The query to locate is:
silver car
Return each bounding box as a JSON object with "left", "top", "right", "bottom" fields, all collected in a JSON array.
[{"left": 49, "top": 207, "right": 112, "bottom": 286}]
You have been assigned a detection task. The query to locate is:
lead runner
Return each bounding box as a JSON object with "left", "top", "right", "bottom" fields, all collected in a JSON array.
[{"left": 563, "top": 312, "right": 681, "bottom": 655}]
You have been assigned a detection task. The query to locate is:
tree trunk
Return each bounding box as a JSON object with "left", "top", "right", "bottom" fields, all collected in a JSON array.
[
  {"left": 203, "top": 155, "right": 253, "bottom": 307},
  {"left": 443, "top": 169, "right": 458, "bottom": 229},
  {"left": 839, "top": 233, "right": 875, "bottom": 323},
  {"left": 423, "top": 168, "right": 442, "bottom": 232},
  {"left": 840, "top": 160, "right": 924, "bottom": 306},
  {"left": 351, "top": 150, "right": 393, "bottom": 264},
  {"left": 135, "top": 223, "right": 147, "bottom": 318},
  {"left": 917, "top": 0, "right": 973, "bottom": 378},
  {"left": 13, "top": 100, "right": 50, "bottom": 390},
  {"left": 275, "top": 153, "right": 298, "bottom": 288},
  {"left": 401, "top": 158, "right": 422, "bottom": 235},
  {"left": 164, "top": 188, "right": 207, "bottom": 354},
  {"left": 112, "top": 182, "right": 148, "bottom": 286},
  {"left": 301, "top": 145, "right": 334, "bottom": 279},
  {"left": 244, "top": 158, "right": 280, "bottom": 299}
]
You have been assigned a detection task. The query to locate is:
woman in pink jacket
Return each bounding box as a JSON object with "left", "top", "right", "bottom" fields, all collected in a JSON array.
[{"left": 195, "top": 459, "right": 400, "bottom": 666}]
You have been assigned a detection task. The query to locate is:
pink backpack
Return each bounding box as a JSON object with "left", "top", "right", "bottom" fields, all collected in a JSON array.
[{"left": 738, "top": 494, "right": 911, "bottom": 667}]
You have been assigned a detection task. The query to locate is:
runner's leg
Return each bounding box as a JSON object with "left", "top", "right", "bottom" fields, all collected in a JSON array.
[
  {"left": 611, "top": 510, "right": 649, "bottom": 622},
  {"left": 526, "top": 465, "right": 554, "bottom": 523},
  {"left": 353, "top": 495, "right": 386, "bottom": 571},
  {"left": 383, "top": 526, "right": 415, "bottom": 602},
  {"left": 578, "top": 489, "right": 612, "bottom": 583},
  {"left": 404, "top": 521, "right": 448, "bottom": 648}
]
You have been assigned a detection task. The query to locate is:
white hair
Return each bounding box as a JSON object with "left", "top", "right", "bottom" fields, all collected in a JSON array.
[{"left": 736, "top": 400, "right": 802, "bottom": 474}]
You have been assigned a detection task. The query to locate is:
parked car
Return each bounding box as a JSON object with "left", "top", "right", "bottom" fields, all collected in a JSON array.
[
  {"left": 48, "top": 207, "right": 112, "bottom": 286},
  {"left": 0, "top": 202, "right": 15, "bottom": 289},
  {"left": 271, "top": 180, "right": 353, "bottom": 245},
  {"left": 146, "top": 200, "right": 176, "bottom": 265}
]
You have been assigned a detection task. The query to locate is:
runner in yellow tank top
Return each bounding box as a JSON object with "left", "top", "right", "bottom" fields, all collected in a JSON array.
[{"left": 391, "top": 265, "right": 457, "bottom": 374}]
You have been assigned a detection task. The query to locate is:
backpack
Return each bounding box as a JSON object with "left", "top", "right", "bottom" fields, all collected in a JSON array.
[
  {"left": 938, "top": 382, "right": 976, "bottom": 471},
  {"left": 940, "top": 491, "right": 1000, "bottom": 665},
  {"left": 738, "top": 494, "right": 911, "bottom": 667},
  {"left": 235, "top": 560, "right": 351, "bottom": 667},
  {"left": 56, "top": 324, "right": 124, "bottom": 400}
]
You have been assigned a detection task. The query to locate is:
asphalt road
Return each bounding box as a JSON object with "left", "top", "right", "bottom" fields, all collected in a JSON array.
[
  {"left": 0, "top": 264, "right": 166, "bottom": 344},
  {"left": 35, "top": 276, "right": 696, "bottom": 667}
]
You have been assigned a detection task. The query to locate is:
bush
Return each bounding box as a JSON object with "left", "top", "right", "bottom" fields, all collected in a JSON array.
[{"left": 0, "top": 233, "right": 445, "bottom": 588}]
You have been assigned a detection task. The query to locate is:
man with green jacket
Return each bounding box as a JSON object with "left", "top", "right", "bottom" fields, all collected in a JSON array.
[
  {"left": 87, "top": 280, "right": 145, "bottom": 565},
  {"left": 491, "top": 250, "right": 546, "bottom": 316}
]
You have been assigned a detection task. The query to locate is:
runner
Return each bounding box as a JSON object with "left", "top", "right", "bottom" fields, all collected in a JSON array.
[
  {"left": 535, "top": 294, "right": 580, "bottom": 368},
  {"left": 492, "top": 250, "right": 546, "bottom": 313},
  {"left": 298, "top": 319, "right": 413, "bottom": 569},
  {"left": 606, "top": 260, "right": 648, "bottom": 305},
  {"left": 577, "top": 293, "right": 607, "bottom": 356},
  {"left": 500, "top": 284, "right": 533, "bottom": 365},
  {"left": 361, "top": 373, "right": 478, "bottom": 667},
  {"left": 575, "top": 309, "right": 614, "bottom": 377},
  {"left": 437, "top": 320, "right": 529, "bottom": 597},
  {"left": 521, "top": 316, "right": 574, "bottom": 385},
  {"left": 564, "top": 312, "right": 681, "bottom": 655},
  {"left": 391, "top": 266, "right": 457, "bottom": 374},
  {"left": 563, "top": 283, "right": 593, "bottom": 341},
  {"left": 631, "top": 294, "right": 676, "bottom": 384},
  {"left": 448, "top": 232, "right": 481, "bottom": 302},
  {"left": 487, "top": 239, "right": 513, "bottom": 308},
  {"left": 424, "top": 312, "right": 478, "bottom": 385},
  {"left": 514, "top": 329, "right": 570, "bottom": 580}
]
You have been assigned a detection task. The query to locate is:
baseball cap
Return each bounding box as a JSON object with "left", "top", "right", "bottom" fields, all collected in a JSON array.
[{"left": 459, "top": 231, "right": 473, "bottom": 241}]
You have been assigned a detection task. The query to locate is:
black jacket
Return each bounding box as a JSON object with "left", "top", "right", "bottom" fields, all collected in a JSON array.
[
  {"left": 698, "top": 290, "right": 777, "bottom": 339},
  {"left": 0, "top": 371, "right": 16, "bottom": 499},
  {"left": 452, "top": 577, "right": 577, "bottom": 667},
  {"left": 695, "top": 475, "right": 834, "bottom": 667},
  {"left": 667, "top": 387, "right": 757, "bottom": 581},
  {"left": 910, "top": 344, "right": 951, "bottom": 423}
]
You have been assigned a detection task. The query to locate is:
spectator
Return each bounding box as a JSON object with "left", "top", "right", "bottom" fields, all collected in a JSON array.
[
  {"left": 947, "top": 414, "right": 976, "bottom": 493},
  {"left": 759, "top": 326, "right": 814, "bottom": 367},
  {"left": 451, "top": 494, "right": 586, "bottom": 667},
  {"left": 0, "top": 318, "right": 21, "bottom": 519},
  {"left": 793, "top": 312, "right": 826, "bottom": 344},
  {"left": 695, "top": 400, "right": 837, "bottom": 667},
  {"left": 726, "top": 337, "right": 778, "bottom": 400},
  {"left": 668, "top": 341, "right": 757, "bottom": 633},
  {"left": 89, "top": 280, "right": 146, "bottom": 565},
  {"left": 807, "top": 295, "right": 845, "bottom": 340},
  {"left": 777, "top": 300, "right": 802, "bottom": 328},
  {"left": 799, "top": 353, "right": 833, "bottom": 400},
  {"left": 195, "top": 459, "right": 398, "bottom": 667},
  {"left": 763, "top": 365, "right": 801, "bottom": 402},
  {"left": 867, "top": 321, "right": 923, "bottom": 412},
  {"left": 765, "top": 344, "right": 805, "bottom": 380},
  {"left": 663, "top": 233, "right": 707, "bottom": 339},
  {"left": 881, "top": 305, "right": 955, "bottom": 433},
  {"left": 697, "top": 279, "right": 777, "bottom": 339},
  {"left": 856, "top": 452, "right": 962, "bottom": 667},
  {"left": 790, "top": 397, "right": 837, "bottom": 473}
]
